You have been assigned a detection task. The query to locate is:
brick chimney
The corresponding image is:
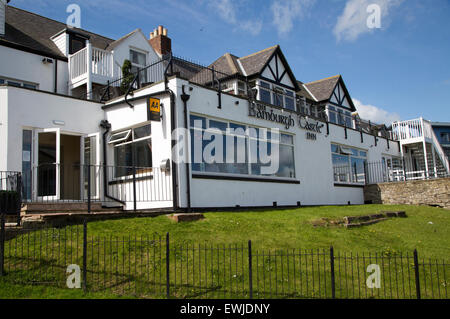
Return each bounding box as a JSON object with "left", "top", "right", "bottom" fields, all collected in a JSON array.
[{"left": 149, "top": 25, "right": 171, "bottom": 58}]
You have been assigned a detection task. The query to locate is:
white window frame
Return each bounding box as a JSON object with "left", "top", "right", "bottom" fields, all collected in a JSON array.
[{"left": 190, "top": 114, "right": 297, "bottom": 180}]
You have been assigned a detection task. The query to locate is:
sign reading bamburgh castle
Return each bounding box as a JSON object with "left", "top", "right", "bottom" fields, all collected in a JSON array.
[
  {"left": 248, "top": 102, "right": 296, "bottom": 129},
  {"left": 248, "top": 102, "right": 325, "bottom": 137}
]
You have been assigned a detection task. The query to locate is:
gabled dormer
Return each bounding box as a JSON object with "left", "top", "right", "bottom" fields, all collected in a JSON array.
[
  {"left": 205, "top": 45, "right": 300, "bottom": 111},
  {"left": 303, "top": 75, "right": 356, "bottom": 127}
]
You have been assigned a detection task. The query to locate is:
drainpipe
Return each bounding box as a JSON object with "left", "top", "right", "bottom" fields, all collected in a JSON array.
[
  {"left": 180, "top": 85, "right": 191, "bottom": 212},
  {"left": 168, "top": 88, "right": 180, "bottom": 211},
  {"left": 99, "top": 120, "right": 126, "bottom": 205},
  {"left": 54, "top": 59, "right": 58, "bottom": 93}
]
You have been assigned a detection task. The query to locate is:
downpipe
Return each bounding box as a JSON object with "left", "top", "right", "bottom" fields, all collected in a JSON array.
[
  {"left": 99, "top": 120, "right": 126, "bottom": 206},
  {"left": 180, "top": 85, "right": 191, "bottom": 213}
]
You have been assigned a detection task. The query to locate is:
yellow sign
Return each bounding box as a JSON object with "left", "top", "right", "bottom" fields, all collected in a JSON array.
[
  {"left": 147, "top": 98, "right": 161, "bottom": 121},
  {"left": 149, "top": 98, "right": 160, "bottom": 113}
]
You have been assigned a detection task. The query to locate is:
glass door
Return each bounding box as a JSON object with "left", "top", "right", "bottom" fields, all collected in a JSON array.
[
  {"left": 82, "top": 133, "right": 100, "bottom": 200},
  {"left": 33, "top": 128, "right": 60, "bottom": 201}
]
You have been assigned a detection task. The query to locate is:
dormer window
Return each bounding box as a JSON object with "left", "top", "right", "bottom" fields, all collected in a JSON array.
[
  {"left": 68, "top": 33, "right": 87, "bottom": 55},
  {"left": 257, "top": 80, "right": 296, "bottom": 111}
]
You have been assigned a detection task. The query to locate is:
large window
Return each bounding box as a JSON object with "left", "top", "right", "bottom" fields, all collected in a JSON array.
[
  {"left": 257, "top": 80, "right": 296, "bottom": 111},
  {"left": 130, "top": 49, "right": 147, "bottom": 83},
  {"left": 331, "top": 143, "right": 367, "bottom": 183},
  {"left": 190, "top": 115, "right": 296, "bottom": 179},
  {"left": 109, "top": 124, "right": 152, "bottom": 177}
]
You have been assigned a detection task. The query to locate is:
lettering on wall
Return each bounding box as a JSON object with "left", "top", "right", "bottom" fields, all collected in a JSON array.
[{"left": 248, "top": 103, "right": 324, "bottom": 141}]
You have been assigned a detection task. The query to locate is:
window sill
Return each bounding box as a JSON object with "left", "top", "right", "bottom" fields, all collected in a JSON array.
[{"left": 193, "top": 173, "right": 300, "bottom": 184}]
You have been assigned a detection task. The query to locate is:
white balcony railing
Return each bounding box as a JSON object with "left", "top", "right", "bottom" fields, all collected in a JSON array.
[
  {"left": 69, "top": 44, "right": 114, "bottom": 85},
  {"left": 392, "top": 118, "right": 450, "bottom": 175}
]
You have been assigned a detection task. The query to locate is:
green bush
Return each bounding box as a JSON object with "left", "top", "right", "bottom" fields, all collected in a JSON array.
[{"left": 120, "top": 59, "right": 135, "bottom": 95}]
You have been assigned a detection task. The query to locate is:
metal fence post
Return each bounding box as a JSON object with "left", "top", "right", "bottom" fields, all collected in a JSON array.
[
  {"left": 248, "top": 240, "right": 253, "bottom": 299},
  {"left": 16, "top": 173, "right": 22, "bottom": 226},
  {"left": 133, "top": 165, "right": 137, "bottom": 213},
  {"left": 87, "top": 165, "right": 91, "bottom": 214},
  {"left": 413, "top": 249, "right": 421, "bottom": 299},
  {"left": 0, "top": 213, "right": 5, "bottom": 276},
  {"left": 330, "top": 246, "right": 336, "bottom": 299},
  {"left": 82, "top": 219, "right": 88, "bottom": 292},
  {"left": 166, "top": 232, "right": 170, "bottom": 299}
]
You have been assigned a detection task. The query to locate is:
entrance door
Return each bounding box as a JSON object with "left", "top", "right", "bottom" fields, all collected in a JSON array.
[{"left": 33, "top": 128, "right": 60, "bottom": 201}]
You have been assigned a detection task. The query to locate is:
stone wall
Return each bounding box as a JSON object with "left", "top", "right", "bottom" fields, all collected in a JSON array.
[{"left": 364, "top": 177, "right": 450, "bottom": 209}]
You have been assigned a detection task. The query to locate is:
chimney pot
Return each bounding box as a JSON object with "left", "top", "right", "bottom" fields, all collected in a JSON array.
[
  {"left": 158, "top": 25, "right": 163, "bottom": 35},
  {"left": 163, "top": 28, "right": 167, "bottom": 36}
]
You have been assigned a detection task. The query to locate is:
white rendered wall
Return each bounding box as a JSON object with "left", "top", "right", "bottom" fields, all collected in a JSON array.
[
  {"left": 104, "top": 80, "right": 175, "bottom": 209},
  {"left": 0, "top": 46, "right": 69, "bottom": 94},
  {"left": 175, "top": 80, "right": 401, "bottom": 208},
  {"left": 2, "top": 86, "right": 104, "bottom": 172},
  {"left": 110, "top": 31, "right": 159, "bottom": 78}
]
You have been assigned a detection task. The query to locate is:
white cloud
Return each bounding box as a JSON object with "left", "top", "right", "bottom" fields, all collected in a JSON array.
[
  {"left": 271, "top": 0, "right": 315, "bottom": 35},
  {"left": 333, "top": 0, "right": 403, "bottom": 42},
  {"left": 209, "top": 0, "right": 263, "bottom": 36},
  {"left": 353, "top": 98, "right": 401, "bottom": 125}
]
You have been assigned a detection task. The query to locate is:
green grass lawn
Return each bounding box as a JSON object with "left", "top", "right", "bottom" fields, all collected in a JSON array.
[
  {"left": 86, "top": 204, "right": 449, "bottom": 258},
  {"left": 1, "top": 204, "right": 448, "bottom": 299}
]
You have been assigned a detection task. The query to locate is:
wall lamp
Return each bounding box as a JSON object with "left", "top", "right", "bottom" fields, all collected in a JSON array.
[{"left": 42, "top": 58, "right": 53, "bottom": 64}]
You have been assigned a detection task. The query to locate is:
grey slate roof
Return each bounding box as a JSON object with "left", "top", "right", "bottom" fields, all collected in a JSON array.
[
  {"left": 303, "top": 75, "right": 341, "bottom": 102},
  {"left": 1, "top": 6, "right": 114, "bottom": 60},
  {"left": 207, "top": 45, "right": 279, "bottom": 78}
]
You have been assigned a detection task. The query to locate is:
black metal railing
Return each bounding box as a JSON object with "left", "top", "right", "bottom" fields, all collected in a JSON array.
[
  {"left": 0, "top": 171, "right": 22, "bottom": 225},
  {"left": 333, "top": 159, "right": 449, "bottom": 186},
  {"left": 21, "top": 164, "right": 172, "bottom": 207},
  {"left": 0, "top": 225, "right": 448, "bottom": 299}
]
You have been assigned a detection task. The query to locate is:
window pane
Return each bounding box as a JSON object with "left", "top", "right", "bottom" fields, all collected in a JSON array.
[
  {"left": 114, "top": 144, "right": 132, "bottom": 177},
  {"left": 329, "top": 112, "right": 337, "bottom": 124},
  {"left": 134, "top": 139, "right": 152, "bottom": 168},
  {"left": 0, "top": 79, "right": 4, "bottom": 84},
  {"left": 209, "top": 120, "right": 227, "bottom": 132},
  {"left": 23, "top": 83, "right": 37, "bottom": 89},
  {"left": 281, "top": 134, "right": 293, "bottom": 145},
  {"left": 133, "top": 124, "right": 151, "bottom": 139},
  {"left": 285, "top": 97, "right": 295, "bottom": 111},
  {"left": 8, "top": 81, "right": 21, "bottom": 87},
  {"left": 190, "top": 115, "right": 206, "bottom": 129},
  {"left": 260, "top": 81, "right": 270, "bottom": 89},
  {"left": 260, "top": 88, "right": 271, "bottom": 104},
  {"left": 277, "top": 145, "right": 295, "bottom": 178},
  {"left": 230, "top": 123, "right": 246, "bottom": 136},
  {"left": 331, "top": 144, "right": 339, "bottom": 153},
  {"left": 130, "top": 50, "right": 146, "bottom": 65},
  {"left": 273, "top": 92, "right": 283, "bottom": 107}
]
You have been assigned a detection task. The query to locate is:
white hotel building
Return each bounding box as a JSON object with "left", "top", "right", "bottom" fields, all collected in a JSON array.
[{"left": 1, "top": 3, "right": 448, "bottom": 212}]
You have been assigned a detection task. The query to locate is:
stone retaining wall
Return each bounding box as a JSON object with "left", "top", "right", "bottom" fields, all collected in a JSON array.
[{"left": 364, "top": 177, "right": 450, "bottom": 209}]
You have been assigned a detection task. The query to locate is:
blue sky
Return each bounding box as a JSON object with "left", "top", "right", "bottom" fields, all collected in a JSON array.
[{"left": 10, "top": 0, "right": 450, "bottom": 124}]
